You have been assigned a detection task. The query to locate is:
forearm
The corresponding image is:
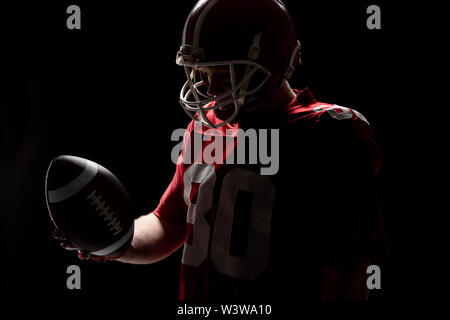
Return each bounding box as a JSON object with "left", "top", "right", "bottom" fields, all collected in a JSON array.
[{"left": 117, "top": 212, "right": 186, "bottom": 264}]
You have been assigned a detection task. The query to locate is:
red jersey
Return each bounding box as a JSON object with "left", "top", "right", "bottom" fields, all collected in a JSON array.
[{"left": 153, "top": 88, "right": 388, "bottom": 301}]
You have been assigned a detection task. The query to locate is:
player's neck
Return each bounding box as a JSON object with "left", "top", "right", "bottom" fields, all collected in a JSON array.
[
  {"left": 239, "top": 80, "right": 297, "bottom": 128},
  {"left": 266, "top": 80, "right": 297, "bottom": 110}
]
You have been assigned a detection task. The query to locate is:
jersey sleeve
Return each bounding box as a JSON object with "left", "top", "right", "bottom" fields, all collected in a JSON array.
[
  {"left": 152, "top": 160, "right": 186, "bottom": 226},
  {"left": 153, "top": 122, "right": 195, "bottom": 226},
  {"left": 311, "top": 108, "right": 389, "bottom": 266}
]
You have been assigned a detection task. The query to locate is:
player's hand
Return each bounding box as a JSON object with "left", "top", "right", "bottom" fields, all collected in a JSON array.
[
  {"left": 52, "top": 229, "right": 118, "bottom": 262},
  {"left": 52, "top": 229, "right": 77, "bottom": 250}
]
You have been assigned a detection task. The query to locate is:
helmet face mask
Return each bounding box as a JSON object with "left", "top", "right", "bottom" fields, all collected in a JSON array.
[{"left": 177, "top": 50, "right": 272, "bottom": 128}]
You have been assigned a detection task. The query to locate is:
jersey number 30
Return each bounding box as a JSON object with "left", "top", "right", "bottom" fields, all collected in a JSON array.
[{"left": 182, "top": 163, "right": 276, "bottom": 280}]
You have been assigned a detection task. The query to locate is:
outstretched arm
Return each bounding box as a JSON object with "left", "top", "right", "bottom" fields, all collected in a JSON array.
[{"left": 117, "top": 212, "right": 186, "bottom": 264}]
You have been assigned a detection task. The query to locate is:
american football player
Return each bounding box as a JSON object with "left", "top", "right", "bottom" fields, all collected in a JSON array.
[{"left": 57, "top": 0, "right": 389, "bottom": 300}]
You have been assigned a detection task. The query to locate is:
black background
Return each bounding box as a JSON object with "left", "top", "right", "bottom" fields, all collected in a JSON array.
[{"left": 0, "top": 0, "right": 431, "bottom": 315}]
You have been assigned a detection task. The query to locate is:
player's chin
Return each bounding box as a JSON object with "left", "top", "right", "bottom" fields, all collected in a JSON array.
[{"left": 213, "top": 103, "right": 235, "bottom": 120}]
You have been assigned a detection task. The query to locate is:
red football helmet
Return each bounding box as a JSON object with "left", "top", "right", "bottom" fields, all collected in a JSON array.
[{"left": 176, "top": 0, "right": 301, "bottom": 128}]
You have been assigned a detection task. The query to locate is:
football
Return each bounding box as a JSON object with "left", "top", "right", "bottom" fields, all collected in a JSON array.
[{"left": 45, "top": 155, "right": 134, "bottom": 258}]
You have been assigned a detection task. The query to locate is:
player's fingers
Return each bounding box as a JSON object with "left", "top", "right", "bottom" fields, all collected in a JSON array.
[
  {"left": 52, "top": 229, "right": 65, "bottom": 241},
  {"left": 53, "top": 229, "right": 77, "bottom": 250},
  {"left": 60, "top": 241, "right": 77, "bottom": 250},
  {"left": 88, "top": 254, "right": 107, "bottom": 262},
  {"left": 77, "top": 251, "right": 90, "bottom": 260}
]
